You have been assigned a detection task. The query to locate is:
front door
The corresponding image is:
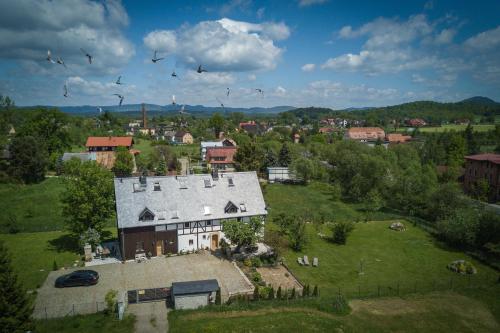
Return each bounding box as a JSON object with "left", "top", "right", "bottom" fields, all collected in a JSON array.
[
  {"left": 155, "top": 240, "right": 163, "bottom": 256},
  {"left": 211, "top": 234, "right": 219, "bottom": 250}
]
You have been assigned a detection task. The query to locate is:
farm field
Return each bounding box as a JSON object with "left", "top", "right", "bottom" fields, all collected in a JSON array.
[
  {"left": 35, "top": 313, "right": 135, "bottom": 333},
  {"left": 418, "top": 124, "right": 495, "bottom": 133},
  {"left": 0, "top": 177, "right": 66, "bottom": 233},
  {"left": 168, "top": 292, "right": 499, "bottom": 332}
]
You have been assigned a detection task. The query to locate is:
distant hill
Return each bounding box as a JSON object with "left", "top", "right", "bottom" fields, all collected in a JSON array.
[
  {"left": 35, "top": 104, "right": 296, "bottom": 115},
  {"left": 459, "top": 96, "right": 499, "bottom": 106}
]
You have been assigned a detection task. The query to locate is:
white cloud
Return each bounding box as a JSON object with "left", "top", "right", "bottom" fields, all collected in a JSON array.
[
  {"left": 247, "top": 74, "right": 257, "bottom": 81},
  {"left": 301, "top": 63, "right": 316, "bottom": 72},
  {"left": 434, "top": 28, "right": 456, "bottom": 44},
  {"left": 464, "top": 26, "right": 500, "bottom": 50},
  {"left": 143, "top": 18, "right": 290, "bottom": 72},
  {"left": 0, "top": 0, "right": 135, "bottom": 76},
  {"left": 275, "top": 86, "right": 287, "bottom": 96},
  {"left": 298, "top": 0, "right": 328, "bottom": 7}
]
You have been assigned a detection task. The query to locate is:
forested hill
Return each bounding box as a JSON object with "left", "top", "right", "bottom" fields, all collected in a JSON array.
[{"left": 284, "top": 97, "right": 500, "bottom": 124}]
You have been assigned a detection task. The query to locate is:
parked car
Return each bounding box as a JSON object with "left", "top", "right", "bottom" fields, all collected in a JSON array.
[{"left": 55, "top": 270, "right": 99, "bottom": 288}]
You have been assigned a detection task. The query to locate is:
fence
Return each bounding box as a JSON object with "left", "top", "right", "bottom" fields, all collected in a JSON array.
[
  {"left": 34, "top": 301, "right": 107, "bottom": 320},
  {"left": 127, "top": 287, "right": 171, "bottom": 304}
]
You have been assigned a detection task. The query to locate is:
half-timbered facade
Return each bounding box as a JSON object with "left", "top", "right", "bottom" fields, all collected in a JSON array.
[{"left": 114, "top": 171, "right": 267, "bottom": 260}]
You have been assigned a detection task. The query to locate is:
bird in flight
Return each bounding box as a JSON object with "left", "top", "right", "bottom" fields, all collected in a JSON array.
[
  {"left": 216, "top": 97, "right": 225, "bottom": 112},
  {"left": 172, "top": 95, "right": 176, "bottom": 105},
  {"left": 97, "top": 107, "right": 103, "bottom": 114},
  {"left": 56, "top": 57, "right": 67, "bottom": 68},
  {"left": 255, "top": 88, "right": 264, "bottom": 96},
  {"left": 115, "top": 76, "right": 123, "bottom": 85},
  {"left": 171, "top": 70, "right": 178, "bottom": 78},
  {"left": 179, "top": 105, "right": 189, "bottom": 115},
  {"left": 152, "top": 50, "right": 165, "bottom": 63},
  {"left": 197, "top": 65, "right": 207, "bottom": 73},
  {"left": 46, "top": 50, "right": 55, "bottom": 64},
  {"left": 63, "top": 84, "right": 68, "bottom": 98},
  {"left": 80, "top": 48, "right": 93, "bottom": 64},
  {"left": 226, "top": 88, "right": 230, "bottom": 97},
  {"left": 113, "top": 94, "right": 124, "bottom": 106}
]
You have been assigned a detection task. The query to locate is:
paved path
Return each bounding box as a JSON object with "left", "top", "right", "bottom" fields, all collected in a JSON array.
[{"left": 128, "top": 302, "right": 168, "bottom": 333}]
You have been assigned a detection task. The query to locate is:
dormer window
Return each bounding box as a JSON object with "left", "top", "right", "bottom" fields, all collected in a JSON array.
[
  {"left": 224, "top": 201, "right": 238, "bottom": 214},
  {"left": 154, "top": 182, "right": 161, "bottom": 191},
  {"left": 139, "top": 207, "right": 155, "bottom": 221}
]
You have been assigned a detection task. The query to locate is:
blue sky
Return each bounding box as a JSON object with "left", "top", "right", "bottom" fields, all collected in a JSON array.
[{"left": 0, "top": 0, "right": 499, "bottom": 108}]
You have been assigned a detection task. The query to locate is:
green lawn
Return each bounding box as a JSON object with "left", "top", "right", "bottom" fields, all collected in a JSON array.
[
  {"left": 418, "top": 124, "right": 495, "bottom": 133},
  {"left": 169, "top": 292, "right": 499, "bottom": 332},
  {"left": 133, "top": 138, "right": 155, "bottom": 156},
  {"left": 0, "top": 228, "right": 117, "bottom": 290},
  {"left": 36, "top": 313, "right": 135, "bottom": 333},
  {"left": 134, "top": 138, "right": 200, "bottom": 161},
  {"left": 0, "top": 178, "right": 66, "bottom": 233}
]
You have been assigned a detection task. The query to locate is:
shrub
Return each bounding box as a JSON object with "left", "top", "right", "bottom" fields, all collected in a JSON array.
[
  {"left": 252, "top": 271, "right": 262, "bottom": 283},
  {"left": 331, "top": 221, "right": 355, "bottom": 245},
  {"left": 313, "top": 285, "right": 318, "bottom": 297},
  {"left": 215, "top": 289, "right": 221, "bottom": 305},
  {"left": 277, "top": 286, "right": 282, "bottom": 299},
  {"left": 332, "top": 294, "right": 350, "bottom": 315},
  {"left": 52, "top": 259, "right": 58, "bottom": 271},
  {"left": 251, "top": 257, "right": 262, "bottom": 267},
  {"left": 268, "top": 287, "right": 275, "bottom": 300},
  {"left": 105, "top": 290, "right": 118, "bottom": 315},
  {"left": 243, "top": 258, "right": 252, "bottom": 267},
  {"left": 447, "top": 260, "right": 477, "bottom": 274},
  {"left": 253, "top": 286, "right": 260, "bottom": 300}
]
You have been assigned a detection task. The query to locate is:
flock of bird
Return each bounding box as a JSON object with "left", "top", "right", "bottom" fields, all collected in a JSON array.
[{"left": 46, "top": 48, "right": 265, "bottom": 115}]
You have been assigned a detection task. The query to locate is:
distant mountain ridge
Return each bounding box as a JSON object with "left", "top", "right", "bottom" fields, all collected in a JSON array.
[{"left": 31, "top": 104, "right": 296, "bottom": 115}]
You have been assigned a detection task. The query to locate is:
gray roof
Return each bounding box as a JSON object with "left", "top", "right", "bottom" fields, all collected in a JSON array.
[
  {"left": 114, "top": 171, "right": 267, "bottom": 229},
  {"left": 172, "top": 279, "right": 219, "bottom": 296},
  {"left": 62, "top": 152, "right": 96, "bottom": 162}
]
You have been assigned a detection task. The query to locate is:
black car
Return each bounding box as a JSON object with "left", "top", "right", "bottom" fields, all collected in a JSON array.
[{"left": 55, "top": 270, "right": 99, "bottom": 288}]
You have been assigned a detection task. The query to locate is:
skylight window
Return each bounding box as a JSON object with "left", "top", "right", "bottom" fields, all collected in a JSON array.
[
  {"left": 240, "top": 203, "right": 247, "bottom": 212},
  {"left": 178, "top": 177, "right": 187, "bottom": 189},
  {"left": 171, "top": 210, "right": 179, "bottom": 219},
  {"left": 228, "top": 177, "right": 234, "bottom": 187},
  {"left": 153, "top": 181, "right": 161, "bottom": 191},
  {"left": 204, "top": 178, "right": 212, "bottom": 188},
  {"left": 204, "top": 206, "right": 211, "bottom": 215}
]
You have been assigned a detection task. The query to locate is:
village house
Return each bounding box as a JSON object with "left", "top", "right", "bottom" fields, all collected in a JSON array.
[
  {"left": 86, "top": 136, "right": 134, "bottom": 152},
  {"left": 174, "top": 131, "right": 194, "bottom": 144},
  {"left": 206, "top": 146, "right": 238, "bottom": 171},
  {"left": 406, "top": 118, "right": 427, "bottom": 127},
  {"left": 80, "top": 136, "right": 139, "bottom": 170},
  {"left": 200, "top": 138, "right": 236, "bottom": 161},
  {"left": 386, "top": 133, "right": 412, "bottom": 144},
  {"left": 344, "top": 127, "right": 386, "bottom": 142},
  {"left": 463, "top": 153, "right": 500, "bottom": 202},
  {"left": 114, "top": 171, "right": 267, "bottom": 260}
]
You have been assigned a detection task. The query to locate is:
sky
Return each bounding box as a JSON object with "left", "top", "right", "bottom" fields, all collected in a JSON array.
[{"left": 0, "top": 0, "right": 499, "bottom": 109}]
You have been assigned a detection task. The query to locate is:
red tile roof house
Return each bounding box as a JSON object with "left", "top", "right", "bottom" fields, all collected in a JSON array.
[
  {"left": 205, "top": 146, "right": 238, "bottom": 171},
  {"left": 86, "top": 136, "right": 134, "bottom": 152},
  {"left": 84, "top": 136, "right": 138, "bottom": 170},
  {"left": 407, "top": 118, "right": 427, "bottom": 127},
  {"left": 344, "top": 127, "right": 386, "bottom": 142},
  {"left": 464, "top": 153, "right": 500, "bottom": 202},
  {"left": 386, "top": 133, "right": 412, "bottom": 144}
]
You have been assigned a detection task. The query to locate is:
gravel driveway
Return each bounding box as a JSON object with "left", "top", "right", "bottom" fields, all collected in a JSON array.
[{"left": 33, "top": 252, "right": 253, "bottom": 319}]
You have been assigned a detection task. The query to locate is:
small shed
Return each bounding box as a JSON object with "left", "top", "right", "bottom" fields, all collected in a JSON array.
[
  {"left": 268, "top": 167, "right": 290, "bottom": 183},
  {"left": 171, "top": 279, "right": 219, "bottom": 310}
]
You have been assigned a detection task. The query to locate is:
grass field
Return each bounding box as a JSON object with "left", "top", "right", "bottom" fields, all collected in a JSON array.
[
  {"left": 418, "top": 124, "right": 495, "bottom": 133},
  {"left": 169, "top": 292, "right": 499, "bottom": 332},
  {"left": 36, "top": 313, "right": 135, "bottom": 333},
  {"left": 0, "top": 178, "right": 66, "bottom": 233},
  {"left": 0, "top": 228, "right": 117, "bottom": 290}
]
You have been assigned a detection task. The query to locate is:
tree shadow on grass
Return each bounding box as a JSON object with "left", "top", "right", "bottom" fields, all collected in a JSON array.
[{"left": 48, "top": 233, "right": 80, "bottom": 253}]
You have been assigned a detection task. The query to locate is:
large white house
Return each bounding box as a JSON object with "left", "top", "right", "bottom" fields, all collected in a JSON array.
[{"left": 114, "top": 171, "right": 267, "bottom": 260}]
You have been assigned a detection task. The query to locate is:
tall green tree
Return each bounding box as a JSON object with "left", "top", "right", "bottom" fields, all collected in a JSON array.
[
  {"left": 209, "top": 112, "right": 225, "bottom": 138},
  {"left": 233, "top": 141, "right": 264, "bottom": 171},
  {"left": 221, "top": 217, "right": 263, "bottom": 251},
  {"left": 0, "top": 241, "right": 33, "bottom": 332},
  {"left": 9, "top": 136, "right": 48, "bottom": 184},
  {"left": 61, "top": 161, "right": 115, "bottom": 234},
  {"left": 112, "top": 147, "right": 134, "bottom": 177},
  {"left": 278, "top": 143, "right": 292, "bottom": 167},
  {"left": 290, "top": 157, "right": 314, "bottom": 182}
]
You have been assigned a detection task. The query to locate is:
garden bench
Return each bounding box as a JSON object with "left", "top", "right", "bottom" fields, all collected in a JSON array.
[
  {"left": 313, "top": 257, "right": 318, "bottom": 267},
  {"left": 303, "top": 255, "right": 310, "bottom": 265},
  {"left": 297, "top": 257, "right": 304, "bottom": 265}
]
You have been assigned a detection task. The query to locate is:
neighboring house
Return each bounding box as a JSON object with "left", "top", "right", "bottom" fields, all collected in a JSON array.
[
  {"left": 319, "top": 127, "right": 334, "bottom": 134},
  {"left": 200, "top": 139, "right": 236, "bottom": 161},
  {"left": 268, "top": 167, "right": 291, "bottom": 183},
  {"left": 138, "top": 128, "right": 156, "bottom": 136},
  {"left": 239, "top": 121, "right": 259, "bottom": 135},
  {"left": 464, "top": 153, "right": 500, "bottom": 202},
  {"left": 8, "top": 125, "right": 15, "bottom": 136},
  {"left": 407, "top": 118, "right": 427, "bottom": 127},
  {"left": 114, "top": 171, "right": 267, "bottom": 260},
  {"left": 386, "top": 133, "right": 412, "bottom": 144},
  {"left": 172, "top": 279, "right": 219, "bottom": 310},
  {"left": 206, "top": 146, "right": 237, "bottom": 171},
  {"left": 86, "top": 136, "right": 134, "bottom": 152},
  {"left": 293, "top": 133, "right": 300, "bottom": 143},
  {"left": 344, "top": 127, "right": 386, "bottom": 142},
  {"left": 174, "top": 131, "right": 194, "bottom": 144}
]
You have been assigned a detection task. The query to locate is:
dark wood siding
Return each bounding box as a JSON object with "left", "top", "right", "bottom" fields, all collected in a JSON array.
[{"left": 119, "top": 226, "right": 177, "bottom": 260}]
